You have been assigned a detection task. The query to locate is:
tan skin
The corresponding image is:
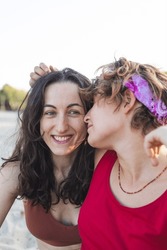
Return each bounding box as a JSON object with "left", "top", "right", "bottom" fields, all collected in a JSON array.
[{"left": 0, "top": 82, "right": 88, "bottom": 250}]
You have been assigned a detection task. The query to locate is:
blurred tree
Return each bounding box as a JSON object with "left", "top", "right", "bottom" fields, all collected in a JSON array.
[{"left": 0, "top": 84, "right": 27, "bottom": 110}]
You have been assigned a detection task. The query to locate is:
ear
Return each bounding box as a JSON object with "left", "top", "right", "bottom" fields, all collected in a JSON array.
[{"left": 123, "top": 89, "right": 136, "bottom": 113}]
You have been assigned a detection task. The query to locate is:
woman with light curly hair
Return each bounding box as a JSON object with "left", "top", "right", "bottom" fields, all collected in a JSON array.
[{"left": 78, "top": 57, "right": 167, "bottom": 250}]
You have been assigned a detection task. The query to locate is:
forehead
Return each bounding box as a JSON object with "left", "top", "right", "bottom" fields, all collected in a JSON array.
[{"left": 44, "top": 81, "right": 81, "bottom": 104}]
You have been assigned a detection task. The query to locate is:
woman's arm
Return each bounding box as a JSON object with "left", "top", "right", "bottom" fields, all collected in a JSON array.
[{"left": 0, "top": 163, "right": 20, "bottom": 226}]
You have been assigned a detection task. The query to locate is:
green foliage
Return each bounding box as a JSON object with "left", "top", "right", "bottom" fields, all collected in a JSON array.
[{"left": 0, "top": 84, "right": 27, "bottom": 110}]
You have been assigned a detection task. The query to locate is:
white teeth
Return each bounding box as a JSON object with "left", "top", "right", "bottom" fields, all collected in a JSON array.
[{"left": 53, "top": 136, "right": 70, "bottom": 141}]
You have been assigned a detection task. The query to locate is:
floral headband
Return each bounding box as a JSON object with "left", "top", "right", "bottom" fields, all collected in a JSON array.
[{"left": 124, "top": 75, "right": 167, "bottom": 125}]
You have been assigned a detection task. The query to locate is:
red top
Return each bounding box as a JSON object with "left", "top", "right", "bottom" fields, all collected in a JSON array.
[
  {"left": 24, "top": 200, "right": 81, "bottom": 246},
  {"left": 78, "top": 150, "right": 167, "bottom": 250}
]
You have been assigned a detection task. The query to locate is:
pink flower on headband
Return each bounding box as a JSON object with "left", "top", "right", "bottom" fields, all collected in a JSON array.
[{"left": 124, "top": 75, "right": 167, "bottom": 125}]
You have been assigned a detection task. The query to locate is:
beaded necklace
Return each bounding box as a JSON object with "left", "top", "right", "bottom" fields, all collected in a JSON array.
[{"left": 118, "top": 164, "right": 167, "bottom": 195}]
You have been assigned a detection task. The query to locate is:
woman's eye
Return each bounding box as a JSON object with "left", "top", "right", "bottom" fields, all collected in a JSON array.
[
  {"left": 44, "top": 111, "right": 56, "bottom": 116},
  {"left": 68, "top": 110, "right": 81, "bottom": 116}
]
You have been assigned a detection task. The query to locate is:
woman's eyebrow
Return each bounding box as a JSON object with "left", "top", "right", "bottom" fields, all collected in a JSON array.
[
  {"left": 67, "top": 103, "right": 83, "bottom": 108},
  {"left": 43, "top": 104, "right": 56, "bottom": 109},
  {"left": 43, "top": 103, "right": 83, "bottom": 108}
]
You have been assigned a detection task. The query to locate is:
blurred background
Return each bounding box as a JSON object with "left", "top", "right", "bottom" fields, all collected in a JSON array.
[{"left": 0, "top": 0, "right": 167, "bottom": 93}]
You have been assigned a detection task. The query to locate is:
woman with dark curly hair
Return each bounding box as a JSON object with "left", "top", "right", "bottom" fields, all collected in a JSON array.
[
  {"left": 0, "top": 68, "right": 94, "bottom": 250},
  {"left": 78, "top": 57, "right": 167, "bottom": 249}
]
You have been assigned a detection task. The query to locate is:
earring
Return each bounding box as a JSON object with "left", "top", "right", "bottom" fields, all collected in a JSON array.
[{"left": 84, "top": 140, "right": 87, "bottom": 145}]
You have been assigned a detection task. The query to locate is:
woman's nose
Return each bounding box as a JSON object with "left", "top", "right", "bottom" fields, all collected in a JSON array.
[
  {"left": 84, "top": 112, "right": 90, "bottom": 123},
  {"left": 56, "top": 115, "right": 68, "bottom": 133}
]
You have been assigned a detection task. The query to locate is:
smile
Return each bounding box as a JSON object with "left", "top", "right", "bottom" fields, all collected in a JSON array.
[{"left": 52, "top": 135, "right": 71, "bottom": 143}]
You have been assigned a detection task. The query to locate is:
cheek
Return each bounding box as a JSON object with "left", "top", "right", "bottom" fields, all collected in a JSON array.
[
  {"left": 40, "top": 119, "right": 50, "bottom": 135},
  {"left": 81, "top": 126, "right": 87, "bottom": 138},
  {"left": 74, "top": 119, "right": 87, "bottom": 136},
  {"left": 89, "top": 118, "right": 110, "bottom": 140},
  {"left": 87, "top": 127, "right": 109, "bottom": 148}
]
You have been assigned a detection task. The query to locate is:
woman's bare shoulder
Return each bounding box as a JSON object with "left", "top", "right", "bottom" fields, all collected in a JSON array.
[
  {"left": 0, "top": 161, "right": 20, "bottom": 195},
  {"left": 0, "top": 161, "right": 20, "bottom": 176},
  {"left": 0, "top": 162, "right": 20, "bottom": 226}
]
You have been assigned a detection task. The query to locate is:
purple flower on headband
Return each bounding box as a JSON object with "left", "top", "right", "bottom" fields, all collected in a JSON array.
[{"left": 124, "top": 75, "right": 167, "bottom": 125}]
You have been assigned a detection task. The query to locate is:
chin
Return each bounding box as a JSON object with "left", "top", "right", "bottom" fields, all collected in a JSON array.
[
  {"left": 51, "top": 150, "right": 71, "bottom": 156},
  {"left": 87, "top": 138, "right": 97, "bottom": 148}
]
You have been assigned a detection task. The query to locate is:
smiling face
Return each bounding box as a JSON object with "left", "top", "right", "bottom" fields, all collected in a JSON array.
[
  {"left": 84, "top": 95, "right": 124, "bottom": 149},
  {"left": 40, "top": 82, "right": 87, "bottom": 157}
]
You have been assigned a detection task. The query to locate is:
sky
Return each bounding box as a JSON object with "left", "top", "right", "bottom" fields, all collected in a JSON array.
[{"left": 0, "top": 0, "right": 167, "bottom": 91}]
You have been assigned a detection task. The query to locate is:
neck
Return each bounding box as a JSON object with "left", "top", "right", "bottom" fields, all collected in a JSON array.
[
  {"left": 117, "top": 144, "right": 167, "bottom": 180},
  {"left": 52, "top": 152, "right": 76, "bottom": 176},
  {"left": 118, "top": 162, "right": 167, "bottom": 195}
]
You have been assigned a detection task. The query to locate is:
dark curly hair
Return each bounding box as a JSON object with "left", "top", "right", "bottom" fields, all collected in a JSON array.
[
  {"left": 85, "top": 57, "right": 167, "bottom": 135},
  {"left": 1, "top": 68, "right": 95, "bottom": 211}
]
